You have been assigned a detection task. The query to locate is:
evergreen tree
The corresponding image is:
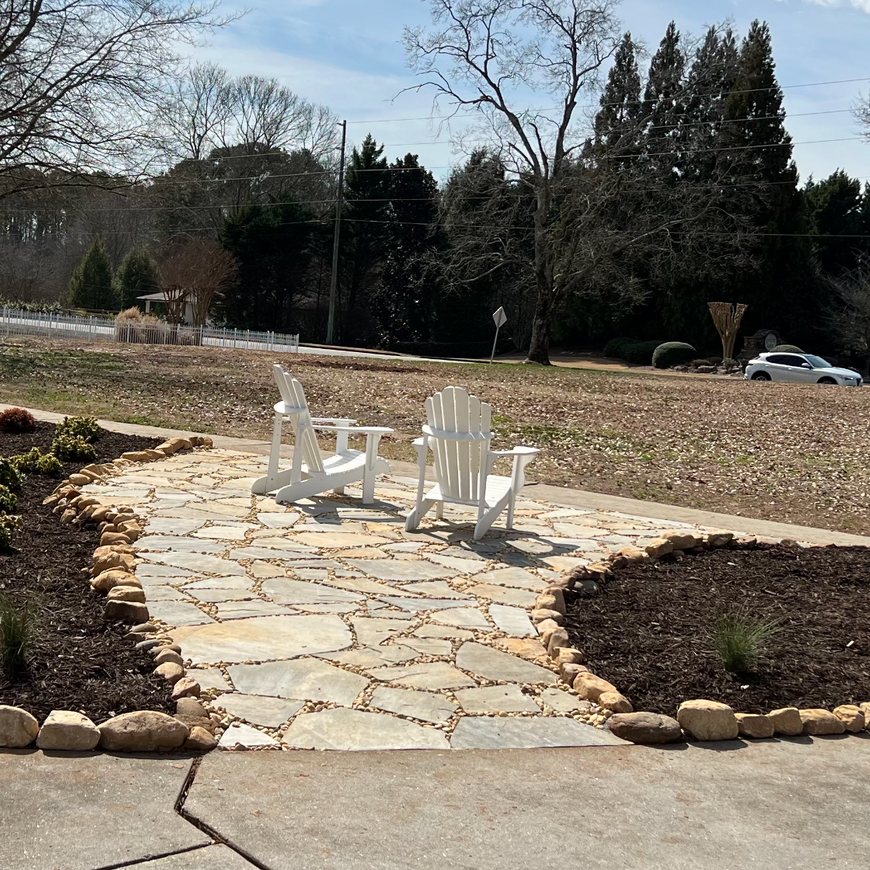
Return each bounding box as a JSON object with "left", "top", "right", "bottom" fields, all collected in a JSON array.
[
  {"left": 340, "top": 134, "right": 391, "bottom": 344},
  {"left": 805, "top": 170, "right": 869, "bottom": 276},
  {"left": 642, "top": 21, "right": 686, "bottom": 176},
  {"left": 593, "top": 32, "right": 643, "bottom": 165},
  {"left": 114, "top": 246, "right": 160, "bottom": 310},
  {"left": 69, "top": 235, "right": 117, "bottom": 310}
]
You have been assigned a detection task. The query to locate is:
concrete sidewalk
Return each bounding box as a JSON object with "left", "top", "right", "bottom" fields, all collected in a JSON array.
[
  {"left": 2, "top": 737, "right": 866, "bottom": 869},
  {"left": 3, "top": 403, "right": 867, "bottom": 548}
]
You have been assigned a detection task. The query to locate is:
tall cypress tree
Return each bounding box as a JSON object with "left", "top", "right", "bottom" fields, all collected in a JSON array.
[
  {"left": 593, "top": 32, "right": 643, "bottom": 164},
  {"left": 805, "top": 170, "right": 868, "bottom": 277},
  {"left": 642, "top": 21, "right": 686, "bottom": 176},
  {"left": 69, "top": 235, "right": 117, "bottom": 310},
  {"left": 114, "top": 246, "right": 160, "bottom": 310}
]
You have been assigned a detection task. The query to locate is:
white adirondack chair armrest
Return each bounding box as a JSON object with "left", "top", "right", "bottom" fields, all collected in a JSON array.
[
  {"left": 311, "top": 424, "right": 394, "bottom": 435},
  {"left": 489, "top": 446, "right": 541, "bottom": 458},
  {"left": 275, "top": 401, "right": 307, "bottom": 417},
  {"left": 420, "top": 424, "right": 489, "bottom": 442}
]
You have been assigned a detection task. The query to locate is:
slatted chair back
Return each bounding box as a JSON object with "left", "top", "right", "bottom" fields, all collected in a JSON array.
[
  {"left": 272, "top": 364, "right": 325, "bottom": 474},
  {"left": 425, "top": 386, "right": 492, "bottom": 504}
]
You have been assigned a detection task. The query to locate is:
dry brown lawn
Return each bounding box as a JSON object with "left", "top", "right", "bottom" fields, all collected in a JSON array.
[{"left": 1, "top": 338, "right": 868, "bottom": 536}]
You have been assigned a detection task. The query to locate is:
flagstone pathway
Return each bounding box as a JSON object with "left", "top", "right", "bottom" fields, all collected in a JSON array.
[{"left": 83, "top": 448, "right": 732, "bottom": 751}]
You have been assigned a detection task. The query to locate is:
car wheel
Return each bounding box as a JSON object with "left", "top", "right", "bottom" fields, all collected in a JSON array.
[
  {"left": 817, "top": 377, "right": 838, "bottom": 385},
  {"left": 751, "top": 372, "right": 771, "bottom": 381}
]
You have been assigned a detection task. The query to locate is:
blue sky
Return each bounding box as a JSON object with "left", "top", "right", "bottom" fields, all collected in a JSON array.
[{"left": 197, "top": 0, "right": 870, "bottom": 183}]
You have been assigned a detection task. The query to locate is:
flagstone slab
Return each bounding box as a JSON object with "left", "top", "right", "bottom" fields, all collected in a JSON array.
[
  {"left": 399, "top": 637, "right": 453, "bottom": 656},
  {"left": 187, "top": 588, "right": 256, "bottom": 603},
  {"left": 262, "top": 578, "right": 364, "bottom": 608},
  {"left": 171, "top": 615, "right": 352, "bottom": 665},
  {"left": 137, "top": 563, "right": 197, "bottom": 580},
  {"left": 211, "top": 694, "right": 305, "bottom": 728},
  {"left": 321, "top": 645, "right": 421, "bottom": 668},
  {"left": 345, "top": 560, "right": 456, "bottom": 583},
  {"left": 539, "top": 688, "right": 590, "bottom": 714},
  {"left": 188, "top": 667, "right": 231, "bottom": 693},
  {"left": 367, "top": 661, "right": 477, "bottom": 691},
  {"left": 454, "top": 685, "right": 540, "bottom": 714},
  {"left": 320, "top": 575, "right": 420, "bottom": 597},
  {"left": 148, "top": 601, "right": 214, "bottom": 627},
  {"left": 248, "top": 561, "right": 287, "bottom": 579},
  {"left": 489, "top": 604, "right": 538, "bottom": 638},
  {"left": 425, "top": 553, "right": 487, "bottom": 574},
  {"left": 455, "top": 642, "right": 556, "bottom": 685},
  {"left": 290, "top": 568, "right": 329, "bottom": 581},
  {"left": 377, "top": 597, "right": 475, "bottom": 612},
  {"left": 429, "top": 608, "right": 491, "bottom": 630},
  {"left": 369, "top": 687, "right": 458, "bottom": 724},
  {"left": 471, "top": 566, "right": 548, "bottom": 591},
  {"left": 183, "top": 576, "right": 254, "bottom": 590},
  {"left": 466, "top": 583, "right": 538, "bottom": 608},
  {"left": 228, "top": 546, "right": 318, "bottom": 561},
  {"left": 227, "top": 659, "right": 368, "bottom": 706},
  {"left": 192, "top": 524, "right": 259, "bottom": 541},
  {"left": 144, "top": 586, "right": 189, "bottom": 601},
  {"left": 412, "top": 625, "right": 474, "bottom": 640},
  {"left": 213, "top": 600, "right": 295, "bottom": 620},
  {"left": 291, "top": 531, "right": 392, "bottom": 548},
  {"left": 450, "top": 717, "right": 623, "bottom": 749},
  {"left": 283, "top": 708, "right": 450, "bottom": 750},
  {"left": 139, "top": 536, "right": 227, "bottom": 555},
  {"left": 218, "top": 722, "right": 280, "bottom": 749},
  {"left": 350, "top": 618, "right": 408, "bottom": 646},
  {"left": 145, "top": 518, "right": 208, "bottom": 535},
  {"left": 397, "top": 581, "right": 473, "bottom": 599},
  {"left": 258, "top": 513, "right": 302, "bottom": 528},
  {"left": 142, "top": 552, "right": 247, "bottom": 576}
]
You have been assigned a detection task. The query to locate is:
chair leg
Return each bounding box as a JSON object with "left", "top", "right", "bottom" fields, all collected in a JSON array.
[
  {"left": 265, "top": 413, "right": 283, "bottom": 491},
  {"left": 435, "top": 501, "right": 444, "bottom": 519},
  {"left": 405, "top": 496, "right": 437, "bottom": 532}
]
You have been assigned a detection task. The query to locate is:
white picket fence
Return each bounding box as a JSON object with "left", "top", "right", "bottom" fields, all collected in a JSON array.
[{"left": 0, "top": 308, "right": 300, "bottom": 353}]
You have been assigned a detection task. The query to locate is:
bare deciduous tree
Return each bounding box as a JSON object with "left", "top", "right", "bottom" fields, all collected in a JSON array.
[
  {"left": 827, "top": 265, "right": 870, "bottom": 373},
  {"left": 164, "top": 62, "right": 234, "bottom": 161},
  {"left": 0, "top": 0, "right": 228, "bottom": 198},
  {"left": 405, "top": 0, "right": 622, "bottom": 364}
]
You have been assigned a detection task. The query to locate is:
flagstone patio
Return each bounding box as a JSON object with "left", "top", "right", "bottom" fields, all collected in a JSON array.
[{"left": 80, "top": 448, "right": 743, "bottom": 751}]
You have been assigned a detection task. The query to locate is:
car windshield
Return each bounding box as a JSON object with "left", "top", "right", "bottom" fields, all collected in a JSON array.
[{"left": 804, "top": 355, "right": 831, "bottom": 368}]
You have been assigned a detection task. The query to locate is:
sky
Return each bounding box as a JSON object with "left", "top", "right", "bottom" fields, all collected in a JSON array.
[{"left": 194, "top": 0, "right": 870, "bottom": 184}]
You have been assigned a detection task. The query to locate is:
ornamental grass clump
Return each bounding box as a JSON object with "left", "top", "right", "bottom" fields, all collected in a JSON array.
[
  {"left": 709, "top": 610, "right": 782, "bottom": 674},
  {"left": 0, "top": 408, "right": 36, "bottom": 433},
  {"left": 0, "top": 458, "right": 22, "bottom": 492},
  {"left": 0, "top": 593, "right": 32, "bottom": 674}
]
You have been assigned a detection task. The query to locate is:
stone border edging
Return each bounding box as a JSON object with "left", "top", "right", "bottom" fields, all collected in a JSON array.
[
  {"left": 0, "top": 433, "right": 222, "bottom": 753},
  {"left": 538, "top": 530, "right": 870, "bottom": 744}
]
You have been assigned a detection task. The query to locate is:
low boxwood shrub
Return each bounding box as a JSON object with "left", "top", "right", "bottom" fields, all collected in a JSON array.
[
  {"left": 52, "top": 433, "right": 97, "bottom": 462},
  {"left": 36, "top": 453, "right": 63, "bottom": 476},
  {"left": 0, "top": 458, "right": 22, "bottom": 492},
  {"left": 772, "top": 344, "right": 803, "bottom": 353},
  {"left": 604, "top": 337, "right": 632, "bottom": 358},
  {"left": 653, "top": 341, "right": 697, "bottom": 369},
  {"left": 55, "top": 416, "right": 102, "bottom": 443},
  {"left": 0, "top": 408, "right": 36, "bottom": 434},
  {"left": 10, "top": 447, "right": 64, "bottom": 477},
  {"left": 0, "top": 485, "right": 17, "bottom": 514}
]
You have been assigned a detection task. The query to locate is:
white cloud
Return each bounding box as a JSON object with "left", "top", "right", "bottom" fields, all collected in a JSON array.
[{"left": 805, "top": 0, "right": 870, "bottom": 13}]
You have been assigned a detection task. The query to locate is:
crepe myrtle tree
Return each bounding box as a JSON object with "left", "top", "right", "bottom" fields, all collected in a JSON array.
[
  {"left": 404, "top": 0, "right": 623, "bottom": 364},
  {"left": 0, "top": 0, "right": 230, "bottom": 198}
]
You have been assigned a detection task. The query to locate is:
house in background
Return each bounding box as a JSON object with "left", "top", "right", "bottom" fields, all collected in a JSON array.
[{"left": 138, "top": 291, "right": 196, "bottom": 325}]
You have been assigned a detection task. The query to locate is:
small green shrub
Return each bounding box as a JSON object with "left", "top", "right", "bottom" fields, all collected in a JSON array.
[
  {"left": 653, "top": 341, "right": 697, "bottom": 369},
  {"left": 709, "top": 610, "right": 781, "bottom": 674},
  {"left": 55, "top": 416, "right": 102, "bottom": 443},
  {"left": 0, "top": 514, "right": 21, "bottom": 551},
  {"left": 690, "top": 358, "right": 712, "bottom": 368},
  {"left": 0, "top": 593, "right": 32, "bottom": 673},
  {"left": 604, "top": 337, "right": 633, "bottom": 359},
  {"left": 10, "top": 447, "right": 42, "bottom": 474},
  {"left": 0, "top": 408, "right": 36, "bottom": 433},
  {"left": 0, "top": 485, "right": 17, "bottom": 514},
  {"left": 0, "top": 458, "right": 22, "bottom": 492},
  {"left": 51, "top": 433, "right": 97, "bottom": 462},
  {"left": 36, "top": 453, "right": 63, "bottom": 476},
  {"left": 772, "top": 344, "right": 803, "bottom": 354}
]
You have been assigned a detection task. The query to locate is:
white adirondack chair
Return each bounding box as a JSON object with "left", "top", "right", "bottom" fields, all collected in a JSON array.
[
  {"left": 251, "top": 365, "right": 393, "bottom": 504},
  {"left": 405, "top": 386, "right": 540, "bottom": 540}
]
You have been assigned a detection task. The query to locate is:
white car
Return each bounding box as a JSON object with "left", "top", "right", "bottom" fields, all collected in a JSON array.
[{"left": 744, "top": 352, "right": 863, "bottom": 386}]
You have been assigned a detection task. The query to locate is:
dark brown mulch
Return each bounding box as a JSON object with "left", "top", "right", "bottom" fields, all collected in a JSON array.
[
  {"left": 563, "top": 544, "right": 870, "bottom": 715},
  {"left": 0, "top": 421, "right": 175, "bottom": 722}
]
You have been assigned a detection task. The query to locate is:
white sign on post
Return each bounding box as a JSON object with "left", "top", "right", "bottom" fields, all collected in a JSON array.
[{"left": 491, "top": 306, "right": 507, "bottom": 363}]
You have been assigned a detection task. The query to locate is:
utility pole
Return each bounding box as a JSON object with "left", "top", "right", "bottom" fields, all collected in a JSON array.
[{"left": 326, "top": 120, "right": 347, "bottom": 345}]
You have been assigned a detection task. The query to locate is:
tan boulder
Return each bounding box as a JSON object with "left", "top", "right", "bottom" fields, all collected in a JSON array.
[
  {"left": 542, "top": 587, "right": 566, "bottom": 613},
  {"left": 172, "top": 677, "right": 201, "bottom": 701},
  {"left": 68, "top": 473, "right": 91, "bottom": 486},
  {"left": 800, "top": 709, "right": 846, "bottom": 736},
  {"left": 176, "top": 698, "right": 209, "bottom": 718},
  {"left": 92, "top": 570, "right": 141, "bottom": 593},
  {"left": 644, "top": 538, "right": 674, "bottom": 559},
  {"left": 98, "top": 711, "right": 189, "bottom": 751},
  {"left": 92, "top": 552, "right": 135, "bottom": 576},
  {"left": 556, "top": 647, "right": 583, "bottom": 665},
  {"left": 573, "top": 672, "right": 618, "bottom": 701},
  {"left": 36, "top": 710, "right": 100, "bottom": 751},
  {"left": 617, "top": 546, "right": 650, "bottom": 563},
  {"left": 735, "top": 712, "right": 775, "bottom": 739},
  {"left": 537, "top": 621, "right": 562, "bottom": 648},
  {"left": 833, "top": 705, "right": 865, "bottom": 733},
  {"left": 121, "top": 451, "right": 153, "bottom": 462},
  {"left": 535, "top": 592, "right": 563, "bottom": 614},
  {"left": 185, "top": 726, "right": 217, "bottom": 752},
  {"left": 155, "top": 662, "right": 184, "bottom": 685},
  {"left": 559, "top": 662, "right": 588, "bottom": 684},
  {"left": 706, "top": 531, "right": 735, "bottom": 548},
  {"left": 107, "top": 585, "right": 146, "bottom": 604},
  {"left": 546, "top": 627, "right": 571, "bottom": 657},
  {"left": 768, "top": 707, "right": 804, "bottom": 736},
  {"left": 531, "top": 608, "right": 564, "bottom": 625},
  {"left": 100, "top": 531, "right": 132, "bottom": 548},
  {"left": 677, "top": 700, "right": 739, "bottom": 741},
  {"left": 153, "top": 648, "right": 184, "bottom": 667},
  {"left": 860, "top": 702, "right": 870, "bottom": 728},
  {"left": 0, "top": 705, "right": 39, "bottom": 747},
  {"left": 598, "top": 691, "right": 633, "bottom": 713},
  {"left": 662, "top": 530, "right": 702, "bottom": 550},
  {"left": 104, "top": 600, "right": 149, "bottom": 624},
  {"left": 608, "top": 712, "right": 683, "bottom": 744}
]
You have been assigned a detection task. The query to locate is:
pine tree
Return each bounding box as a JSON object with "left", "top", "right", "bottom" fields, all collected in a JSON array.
[
  {"left": 642, "top": 21, "right": 686, "bottom": 175},
  {"left": 114, "top": 246, "right": 160, "bottom": 310},
  {"left": 593, "top": 32, "right": 643, "bottom": 163},
  {"left": 805, "top": 171, "right": 868, "bottom": 276},
  {"left": 69, "top": 235, "right": 117, "bottom": 310}
]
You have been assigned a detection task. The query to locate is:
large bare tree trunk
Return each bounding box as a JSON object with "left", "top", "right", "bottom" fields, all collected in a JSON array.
[{"left": 525, "top": 190, "right": 555, "bottom": 365}]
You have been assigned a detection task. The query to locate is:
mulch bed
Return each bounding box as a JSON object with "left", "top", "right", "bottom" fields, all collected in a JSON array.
[
  {"left": 0, "top": 421, "right": 174, "bottom": 721},
  {"left": 564, "top": 544, "right": 870, "bottom": 715}
]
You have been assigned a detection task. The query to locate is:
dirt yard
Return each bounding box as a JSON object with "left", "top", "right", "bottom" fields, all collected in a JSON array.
[{"left": 0, "top": 338, "right": 868, "bottom": 535}]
